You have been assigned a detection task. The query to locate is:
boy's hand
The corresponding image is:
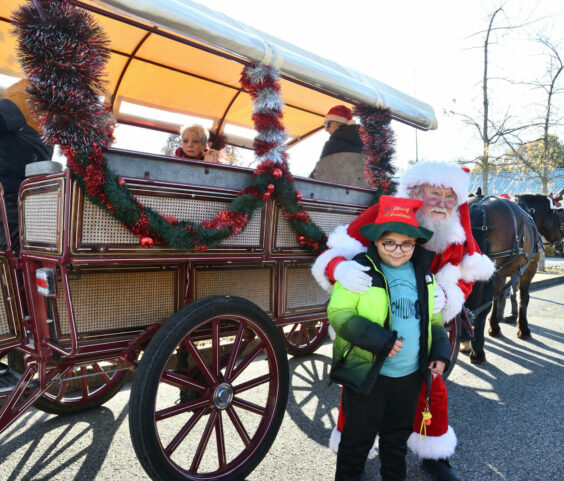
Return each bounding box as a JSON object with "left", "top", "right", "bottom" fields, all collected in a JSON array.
[
  {"left": 428, "top": 360, "right": 445, "bottom": 375},
  {"left": 388, "top": 338, "right": 403, "bottom": 357}
]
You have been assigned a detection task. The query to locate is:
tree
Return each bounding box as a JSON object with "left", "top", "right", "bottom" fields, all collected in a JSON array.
[
  {"left": 501, "top": 135, "right": 564, "bottom": 192},
  {"left": 500, "top": 38, "right": 563, "bottom": 193}
]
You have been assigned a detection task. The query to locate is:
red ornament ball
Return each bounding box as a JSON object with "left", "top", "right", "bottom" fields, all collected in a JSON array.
[
  {"left": 263, "top": 192, "right": 271, "bottom": 199},
  {"left": 273, "top": 168, "right": 283, "bottom": 180},
  {"left": 118, "top": 177, "right": 126, "bottom": 186},
  {"left": 140, "top": 236, "right": 154, "bottom": 248},
  {"left": 298, "top": 235, "right": 306, "bottom": 244},
  {"left": 267, "top": 183, "right": 275, "bottom": 193},
  {"left": 296, "top": 191, "right": 302, "bottom": 200}
]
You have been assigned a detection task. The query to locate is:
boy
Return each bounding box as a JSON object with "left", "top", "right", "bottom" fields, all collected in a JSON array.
[{"left": 328, "top": 195, "right": 451, "bottom": 481}]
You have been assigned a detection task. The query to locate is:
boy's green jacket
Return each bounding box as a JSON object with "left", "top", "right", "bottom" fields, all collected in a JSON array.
[{"left": 328, "top": 243, "right": 451, "bottom": 394}]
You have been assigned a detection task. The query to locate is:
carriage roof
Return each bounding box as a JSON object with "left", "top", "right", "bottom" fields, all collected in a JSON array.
[{"left": 0, "top": 0, "right": 437, "bottom": 145}]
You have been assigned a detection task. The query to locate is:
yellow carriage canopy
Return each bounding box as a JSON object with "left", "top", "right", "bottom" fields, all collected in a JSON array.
[{"left": 0, "top": 0, "right": 437, "bottom": 145}]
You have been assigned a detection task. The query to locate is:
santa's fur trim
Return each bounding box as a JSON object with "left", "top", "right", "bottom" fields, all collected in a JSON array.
[
  {"left": 407, "top": 426, "right": 457, "bottom": 459},
  {"left": 460, "top": 252, "right": 496, "bottom": 282},
  {"left": 327, "top": 225, "right": 366, "bottom": 254},
  {"left": 329, "top": 426, "right": 340, "bottom": 454},
  {"left": 328, "top": 426, "right": 378, "bottom": 459},
  {"left": 311, "top": 249, "right": 340, "bottom": 291},
  {"left": 311, "top": 225, "right": 367, "bottom": 291},
  {"left": 397, "top": 161, "right": 469, "bottom": 206},
  {"left": 440, "top": 280, "right": 465, "bottom": 324},
  {"left": 435, "top": 262, "right": 462, "bottom": 287}
]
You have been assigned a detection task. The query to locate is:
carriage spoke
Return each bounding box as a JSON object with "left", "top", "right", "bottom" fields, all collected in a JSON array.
[
  {"left": 231, "top": 397, "right": 266, "bottom": 416},
  {"left": 164, "top": 406, "right": 208, "bottom": 456},
  {"left": 229, "top": 342, "right": 265, "bottom": 383},
  {"left": 156, "top": 396, "right": 210, "bottom": 421},
  {"left": 91, "top": 362, "right": 112, "bottom": 384},
  {"left": 294, "top": 326, "right": 304, "bottom": 347},
  {"left": 301, "top": 325, "right": 311, "bottom": 346},
  {"left": 190, "top": 408, "right": 219, "bottom": 473},
  {"left": 80, "top": 366, "right": 89, "bottom": 397},
  {"left": 182, "top": 337, "right": 217, "bottom": 385},
  {"left": 233, "top": 373, "right": 272, "bottom": 394},
  {"left": 215, "top": 410, "right": 227, "bottom": 468},
  {"left": 161, "top": 369, "right": 207, "bottom": 392},
  {"left": 212, "top": 318, "right": 220, "bottom": 378},
  {"left": 225, "top": 406, "right": 251, "bottom": 447},
  {"left": 55, "top": 366, "right": 74, "bottom": 400},
  {"left": 224, "top": 322, "right": 246, "bottom": 380},
  {"left": 286, "top": 323, "right": 299, "bottom": 338}
]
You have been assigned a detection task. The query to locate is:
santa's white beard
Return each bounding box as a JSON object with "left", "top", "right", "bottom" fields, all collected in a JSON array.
[{"left": 417, "top": 209, "right": 462, "bottom": 254}]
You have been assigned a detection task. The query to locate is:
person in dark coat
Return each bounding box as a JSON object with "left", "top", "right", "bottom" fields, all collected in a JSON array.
[
  {"left": 310, "top": 105, "right": 366, "bottom": 187},
  {"left": 0, "top": 79, "right": 53, "bottom": 250}
]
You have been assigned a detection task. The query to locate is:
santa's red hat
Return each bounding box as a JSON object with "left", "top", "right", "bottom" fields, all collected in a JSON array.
[
  {"left": 324, "top": 105, "right": 355, "bottom": 126},
  {"left": 408, "top": 374, "right": 457, "bottom": 459}
]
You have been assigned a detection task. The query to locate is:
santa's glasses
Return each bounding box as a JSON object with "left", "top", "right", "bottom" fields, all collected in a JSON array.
[{"left": 379, "top": 241, "right": 416, "bottom": 253}]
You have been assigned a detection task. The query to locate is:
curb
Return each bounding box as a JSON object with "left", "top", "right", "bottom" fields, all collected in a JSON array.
[{"left": 530, "top": 275, "right": 564, "bottom": 290}]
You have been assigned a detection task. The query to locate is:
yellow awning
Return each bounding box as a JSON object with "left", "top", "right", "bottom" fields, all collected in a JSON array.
[{"left": 0, "top": 0, "right": 437, "bottom": 144}]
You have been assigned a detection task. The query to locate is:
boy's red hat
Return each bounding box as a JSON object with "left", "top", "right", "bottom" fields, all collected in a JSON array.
[{"left": 358, "top": 195, "right": 433, "bottom": 243}]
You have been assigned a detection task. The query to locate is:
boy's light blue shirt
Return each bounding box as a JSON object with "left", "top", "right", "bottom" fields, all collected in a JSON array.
[{"left": 379, "top": 261, "right": 420, "bottom": 377}]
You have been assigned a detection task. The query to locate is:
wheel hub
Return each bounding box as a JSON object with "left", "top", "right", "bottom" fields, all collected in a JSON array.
[{"left": 212, "top": 382, "right": 234, "bottom": 410}]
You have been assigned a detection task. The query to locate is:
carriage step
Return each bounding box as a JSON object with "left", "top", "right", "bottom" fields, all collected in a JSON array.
[{"left": 0, "top": 369, "right": 21, "bottom": 394}]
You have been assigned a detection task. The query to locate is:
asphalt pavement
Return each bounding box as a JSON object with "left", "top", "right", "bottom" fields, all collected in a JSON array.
[{"left": 1, "top": 282, "right": 563, "bottom": 481}]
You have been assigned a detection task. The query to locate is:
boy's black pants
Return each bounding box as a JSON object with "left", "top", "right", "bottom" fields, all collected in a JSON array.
[{"left": 335, "top": 370, "right": 422, "bottom": 481}]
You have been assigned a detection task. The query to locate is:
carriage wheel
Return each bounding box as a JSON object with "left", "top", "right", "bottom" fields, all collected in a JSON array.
[
  {"left": 7, "top": 351, "right": 131, "bottom": 415},
  {"left": 278, "top": 318, "right": 329, "bottom": 357},
  {"left": 129, "top": 296, "right": 289, "bottom": 481},
  {"left": 442, "top": 314, "right": 461, "bottom": 380},
  {"left": 34, "top": 358, "right": 132, "bottom": 415}
]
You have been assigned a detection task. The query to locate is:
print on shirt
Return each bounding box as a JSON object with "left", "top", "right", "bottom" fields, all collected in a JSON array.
[{"left": 388, "top": 279, "right": 421, "bottom": 320}]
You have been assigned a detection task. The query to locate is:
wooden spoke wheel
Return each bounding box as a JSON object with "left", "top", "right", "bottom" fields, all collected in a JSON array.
[
  {"left": 129, "top": 296, "right": 289, "bottom": 481},
  {"left": 278, "top": 318, "right": 328, "bottom": 357},
  {"left": 442, "top": 313, "right": 461, "bottom": 380},
  {"left": 8, "top": 351, "right": 131, "bottom": 415}
]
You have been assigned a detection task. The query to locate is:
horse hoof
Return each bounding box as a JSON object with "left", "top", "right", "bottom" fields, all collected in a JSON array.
[
  {"left": 470, "top": 352, "right": 487, "bottom": 364},
  {"left": 517, "top": 331, "right": 532, "bottom": 339},
  {"left": 488, "top": 328, "right": 502, "bottom": 337},
  {"left": 459, "top": 341, "right": 472, "bottom": 353}
]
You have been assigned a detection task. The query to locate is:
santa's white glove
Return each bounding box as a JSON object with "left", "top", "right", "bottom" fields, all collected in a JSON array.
[
  {"left": 433, "top": 284, "right": 446, "bottom": 314},
  {"left": 334, "top": 260, "right": 372, "bottom": 293}
]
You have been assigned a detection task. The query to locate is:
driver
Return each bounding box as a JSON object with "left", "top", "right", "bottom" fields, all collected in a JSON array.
[{"left": 312, "top": 161, "right": 495, "bottom": 481}]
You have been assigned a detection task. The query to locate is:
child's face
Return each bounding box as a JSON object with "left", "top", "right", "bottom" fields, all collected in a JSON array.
[
  {"left": 181, "top": 131, "right": 205, "bottom": 158},
  {"left": 375, "top": 232, "right": 417, "bottom": 267}
]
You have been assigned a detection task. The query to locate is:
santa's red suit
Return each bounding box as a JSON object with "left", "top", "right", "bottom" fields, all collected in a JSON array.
[{"left": 312, "top": 161, "right": 495, "bottom": 460}]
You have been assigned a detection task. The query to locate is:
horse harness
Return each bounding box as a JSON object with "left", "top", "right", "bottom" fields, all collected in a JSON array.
[{"left": 468, "top": 196, "right": 542, "bottom": 319}]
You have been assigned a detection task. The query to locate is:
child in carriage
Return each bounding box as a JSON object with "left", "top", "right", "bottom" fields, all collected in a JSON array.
[
  {"left": 327, "top": 195, "right": 451, "bottom": 481},
  {"left": 175, "top": 123, "right": 222, "bottom": 163}
]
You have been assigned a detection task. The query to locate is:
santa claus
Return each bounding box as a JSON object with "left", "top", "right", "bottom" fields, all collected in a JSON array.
[{"left": 312, "top": 161, "right": 495, "bottom": 481}]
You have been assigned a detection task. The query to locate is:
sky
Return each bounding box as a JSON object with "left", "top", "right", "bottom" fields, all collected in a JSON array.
[{"left": 2, "top": 0, "right": 564, "bottom": 177}]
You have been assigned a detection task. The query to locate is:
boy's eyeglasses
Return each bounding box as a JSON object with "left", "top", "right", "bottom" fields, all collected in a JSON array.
[
  {"left": 379, "top": 241, "right": 416, "bottom": 253},
  {"left": 323, "top": 122, "right": 331, "bottom": 129}
]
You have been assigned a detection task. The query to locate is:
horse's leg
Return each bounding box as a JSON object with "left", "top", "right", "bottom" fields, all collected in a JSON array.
[
  {"left": 488, "top": 275, "right": 505, "bottom": 337},
  {"left": 509, "top": 282, "right": 518, "bottom": 322},
  {"left": 516, "top": 258, "right": 538, "bottom": 339},
  {"left": 469, "top": 279, "right": 494, "bottom": 364}
]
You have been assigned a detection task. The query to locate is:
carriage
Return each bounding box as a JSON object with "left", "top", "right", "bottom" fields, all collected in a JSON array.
[{"left": 0, "top": 1, "right": 440, "bottom": 479}]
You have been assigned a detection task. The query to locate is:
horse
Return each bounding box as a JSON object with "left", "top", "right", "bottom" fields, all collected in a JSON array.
[{"left": 465, "top": 194, "right": 563, "bottom": 364}]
